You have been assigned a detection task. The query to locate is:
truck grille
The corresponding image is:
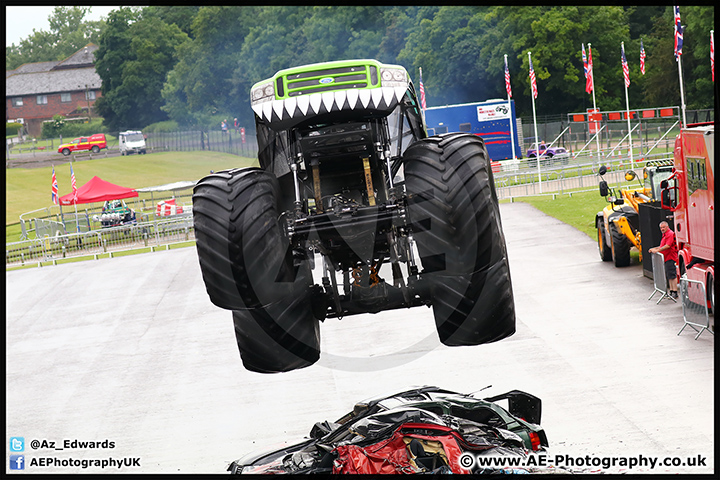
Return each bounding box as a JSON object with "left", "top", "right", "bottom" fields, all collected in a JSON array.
[{"left": 284, "top": 64, "right": 377, "bottom": 97}]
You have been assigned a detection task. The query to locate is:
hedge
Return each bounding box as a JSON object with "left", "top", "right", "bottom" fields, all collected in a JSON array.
[
  {"left": 41, "top": 117, "right": 108, "bottom": 139},
  {"left": 6, "top": 122, "right": 23, "bottom": 136}
]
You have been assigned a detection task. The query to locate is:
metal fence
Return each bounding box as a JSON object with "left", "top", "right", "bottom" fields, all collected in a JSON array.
[
  {"left": 7, "top": 214, "right": 195, "bottom": 268},
  {"left": 18, "top": 188, "right": 195, "bottom": 241},
  {"left": 677, "top": 276, "right": 713, "bottom": 340},
  {"left": 520, "top": 108, "right": 713, "bottom": 157},
  {"left": 494, "top": 150, "right": 674, "bottom": 200},
  {"left": 648, "top": 252, "right": 676, "bottom": 304},
  {"left": 145, "top": 129, "right": 259, "bottom": 158}
]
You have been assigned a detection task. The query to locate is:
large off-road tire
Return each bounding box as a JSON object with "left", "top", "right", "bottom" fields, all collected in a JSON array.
[
  {"left": 192, "top": 167, "right": 320, "bottom": 373},
  {"left": 404, "top": 133, "right": 515, "bottom": 346},
  {"left": 598, "top": 225, "right": 612, "bottom": 261},
  {"left": 609, "top": 222, "right": 631, "bottom": 267}
]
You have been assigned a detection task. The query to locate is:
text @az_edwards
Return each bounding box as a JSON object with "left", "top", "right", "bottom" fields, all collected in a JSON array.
[{"left": 29, "top": 438, "right": 115, "bottom": 450}]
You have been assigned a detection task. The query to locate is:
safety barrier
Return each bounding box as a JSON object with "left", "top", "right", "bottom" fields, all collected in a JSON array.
[
  {"left": 677, "top": 276, "right": 713, "bottom": 340},
  {"left": 648, "top": 252, "right": 676, "bottom": 304},
  {"left": 6, "top": 214, "right": 195, "bottom": 268},
  {"left": 494, "top": 153, "right": 673, "bottom": 200},
  {"left": 18, "top": 190, "right": 194, "bottom": 241}
]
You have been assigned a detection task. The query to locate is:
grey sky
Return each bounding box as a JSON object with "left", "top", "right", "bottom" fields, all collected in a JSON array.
[{"left": 5, "top": 6, "right": 120, "bottom": 47}]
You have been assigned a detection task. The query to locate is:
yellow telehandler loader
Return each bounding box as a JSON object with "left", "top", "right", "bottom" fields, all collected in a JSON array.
[{"left": 596, "top": 160, "right": 674, "bottom": 267}]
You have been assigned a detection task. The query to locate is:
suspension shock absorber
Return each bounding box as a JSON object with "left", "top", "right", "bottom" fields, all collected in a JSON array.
[
  {"left": 378, "top": 118, "right": 398, "bottom": 201},
  {"left": 377, "top": 141, "right": 394, "bottom": 190},
  {"left": 310, "top": 157, "right": 323, "bottom": 213},
  {"left": 289, "top": 161, "right": 302, "bottom": 215},
  {"left": 290, "top": 130, "right": 305, "bottom": 215}
]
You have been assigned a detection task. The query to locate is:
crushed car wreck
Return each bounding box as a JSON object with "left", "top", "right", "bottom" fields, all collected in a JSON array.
[{"left": 228, "top": 386, "right": 552, "bottom": 474}]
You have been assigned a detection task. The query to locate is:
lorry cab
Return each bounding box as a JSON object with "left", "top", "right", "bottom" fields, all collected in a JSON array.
[{"left": 661, "top": 122, "right": 714, "bottom": 312}]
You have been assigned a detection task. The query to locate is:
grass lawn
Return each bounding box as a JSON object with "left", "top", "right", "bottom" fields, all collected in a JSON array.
[{"left": 5, "top": 150, "right": 258, "bottom": 227}]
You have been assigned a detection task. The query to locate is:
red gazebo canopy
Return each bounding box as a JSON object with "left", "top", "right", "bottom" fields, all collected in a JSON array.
[{"left": 59, "top": 176, "right": 138, "bottom": 206}]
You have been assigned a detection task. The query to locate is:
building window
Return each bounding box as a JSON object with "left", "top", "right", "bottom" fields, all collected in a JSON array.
[
  {"left": 85, "top": 90, "right": 96, "bottom": 100},
  {"left": 61, "top": 93, "right": 72, "bottom": 103},
  {"left": 12, "top": 97, "right": 23, "bottom": 107},
  {"left": 37, "top": 95, "right": 48, "bottom": 105}
]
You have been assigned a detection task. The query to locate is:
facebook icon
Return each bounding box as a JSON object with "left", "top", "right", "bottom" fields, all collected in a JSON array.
[{"left": 10, "top": 455, "right": 25, "bottom": 470}]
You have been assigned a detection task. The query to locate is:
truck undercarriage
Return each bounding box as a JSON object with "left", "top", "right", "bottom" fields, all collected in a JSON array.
[{"left": 192, "top": 60, "right": 516, "bottom": 372}]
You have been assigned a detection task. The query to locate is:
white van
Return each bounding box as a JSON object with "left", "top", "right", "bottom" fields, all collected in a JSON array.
[{"left": 118, "top": 130, "right": 147, "bottom": 155}]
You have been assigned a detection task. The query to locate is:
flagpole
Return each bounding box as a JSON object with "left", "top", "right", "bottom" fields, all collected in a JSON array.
[
  {"left": 504, "top": 54, "right": 517, "bottom": 161},
  {"left": 621, "top": 42, "right": 634, "bottom": 164},
  {"left": 528, "top": 52, "right": 542, "bottom": 193},
  {"left": 419, "top": 67, "right": 426, "bottom": 125},
  {"left": 677, "top": 47, "right": 687, "bottom": 128},
  {"left": 588, "top": 43, "right": 601, "bottom": 159},
  {"left": 71, "top": 161, "right": 79, "bottom": 232},
  {"left": 711, "top": 30, "right": 714, "bottom": 83}
]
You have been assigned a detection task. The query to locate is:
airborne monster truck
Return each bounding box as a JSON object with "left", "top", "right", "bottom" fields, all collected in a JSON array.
[{"left": 192, "top": 60, "right": 515, "bottom": 373}]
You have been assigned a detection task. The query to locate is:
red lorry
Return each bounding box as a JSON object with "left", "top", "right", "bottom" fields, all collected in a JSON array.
[{"left": 661, "top": 122, "right": 714, "bottom": 313}]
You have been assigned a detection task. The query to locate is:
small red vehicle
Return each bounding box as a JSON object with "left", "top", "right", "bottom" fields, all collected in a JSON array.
[{"left": 57, "top": 133, "right": 107, "bottom": 155}]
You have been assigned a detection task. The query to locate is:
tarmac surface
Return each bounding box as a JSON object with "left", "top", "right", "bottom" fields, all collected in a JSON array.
[{"left": 6, "top": 202, "right": 714, "bottom": 474}]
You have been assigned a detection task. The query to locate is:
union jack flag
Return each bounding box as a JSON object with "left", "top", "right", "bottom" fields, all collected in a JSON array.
[
  {"left": 674, "top": 6, "right": 683, "bottom": 59},
  {"left": 587, "top": 44, "right": 594, "bottom": 92},
  {"left": 640, "top": 39, "right": 646, "bottom": 75},
  {"left": 70, "top": 163, "right": 78, "bottom": 202},
  {"left": 51, "top": 166, "right": 59, "bottom": 205},
  {"left": 621, "top": 43, "right": 630, "bottom": 88},
  {"left": 582, "top": 44, "right": 592, "bottom": 93},
  {"left": 529, "top": 54, "right": 538, "bottom": 99},
  {"left": 419, "top": 67, "right": 427, "bottom": 110},
  {"left": 504, "top": 56, "right": 512, "bottom": 98},
  {"left": 711, "top": 30, "right": 714, "bottom": 82}
]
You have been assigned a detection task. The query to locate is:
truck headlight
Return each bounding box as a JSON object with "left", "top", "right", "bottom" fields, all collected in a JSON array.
[
  {"left": 251, "top": 82, "right": 275, "bottom": 104},
  {"left": 379, "top": 68, "right": 407, "bottom": 87}
]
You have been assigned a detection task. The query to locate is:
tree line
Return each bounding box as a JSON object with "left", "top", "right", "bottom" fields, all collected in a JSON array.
[{"left": 7, "top": 6, "right": 715, "bottom": 133}]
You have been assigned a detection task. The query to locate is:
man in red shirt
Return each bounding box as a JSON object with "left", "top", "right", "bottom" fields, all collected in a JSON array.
[{"left": 649, "top": 221, "right": 678, "bottom": 298}]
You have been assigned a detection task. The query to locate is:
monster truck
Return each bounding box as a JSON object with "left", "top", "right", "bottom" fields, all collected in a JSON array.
[
  {"left": 93, "top": 199, "right": 137, "bottom": 228},
  {"left": 526, "top": 142, "right": 569, "bottom": 167},
  {"left": 192, "top": 60, "right": 515, "bottom": 373}
]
